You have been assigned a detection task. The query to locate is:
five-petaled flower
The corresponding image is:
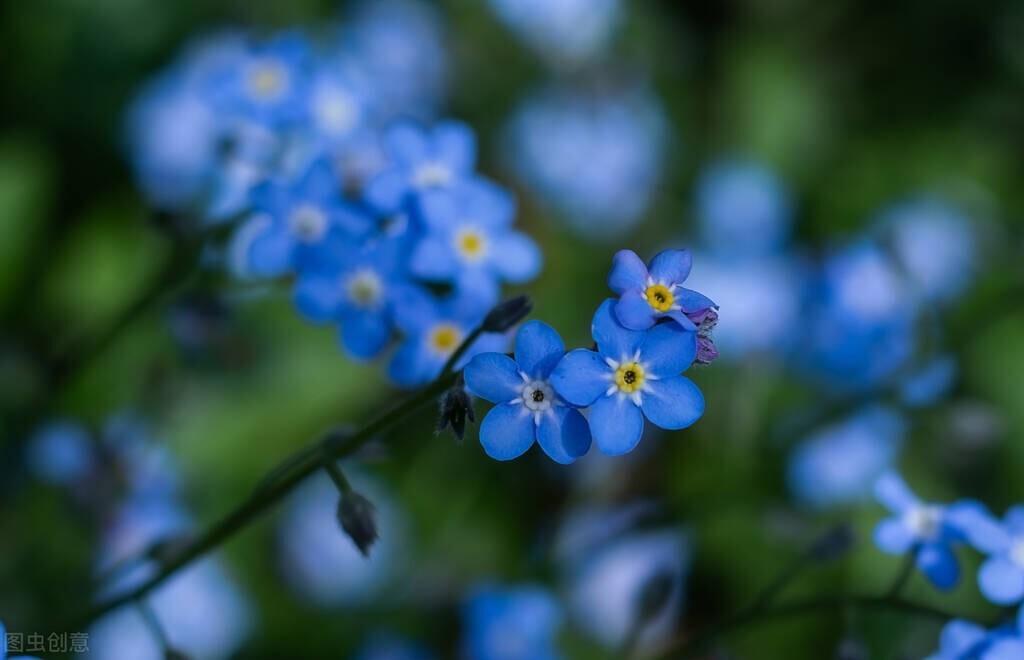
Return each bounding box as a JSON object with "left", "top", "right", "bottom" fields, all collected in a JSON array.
[
  {"left": 550, "top": 299, "right": 704, "bottom": 456},
  {"left": 465, "top": 321, "right": 591, "bottom": 464},
  {"left": 948, "top": 502, "right": 1024, "bottom": 605},
  {"left": 872, "top": 472, "right": 962, "bottom": 590},
  {"left": 609, "top": 249, "right": 716, "bottom": 332}
]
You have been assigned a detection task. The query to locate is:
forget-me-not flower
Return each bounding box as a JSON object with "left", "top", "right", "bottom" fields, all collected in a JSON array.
[
  {"left": 464, "top": 320, "right": 591, "bottom": 464},
  {"left": 551, "top": 300, "right": 704, "bottom": 455},
  {"left": 462, "top": 584, "right": 563, "bottom": 660},
  {"left": 872, "top": 472, "right": 962, "bottom": 590},
  {"left": 927, "top": 611, "right": 1024, "bottom": 660},
  {"left": 412, "top": 179, "right": 541, "bottom": 305},
  {"left": 948, "top": 503, "right": 1024, "bottom": 605},
  {"left": 487, "top": 0, "right": 621, "bottom": 65},
  {"left": 608, "top": 249, "right": 716, "bottom": 332}
]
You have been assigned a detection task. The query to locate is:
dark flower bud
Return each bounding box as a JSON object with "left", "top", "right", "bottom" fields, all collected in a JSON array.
[
  {"left": 482, "top": 296, "right": 532, "bottom": 332},
  {"left": 438, "top": 384, "right": 475, "bottom": 442},
  {"left": 696, "top": 336, "right": 719, "bottom": 365},
  {"left": 810, "top": 524, "right": 856, "bottom": 562},
  {"left": 337, "top": 491, "right": 379, "bottom": 557}
]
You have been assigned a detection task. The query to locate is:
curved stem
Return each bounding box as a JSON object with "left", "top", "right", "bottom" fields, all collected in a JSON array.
[{"left": 886, "top": 548, "right": 918, "bottom": 598}]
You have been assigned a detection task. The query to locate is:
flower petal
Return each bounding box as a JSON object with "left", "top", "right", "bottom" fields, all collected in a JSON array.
[
  {"left": 614, "top": 290, "right": 657, "bottom": 331},
  {"left": 515, "top": 321, "right": 565, "bottom": 379},
  {"left": 946, "top": 500, "right": 1011, "bottom": 554},
  {"left": 937, "top": 620, "right": 987, "bottom": 657},
  {"left": 639, "top": 323, "right": 698, "bottom": 378},
  {"left": 243, "top": 220, "right": 293, "bottom": 278},
  {"left": 537, "top": 407, "right": 591, "bottom": 464},
  {"left": 339, "top": 312, "right": 391, "bottom": 360},
  {"left": 491, "top": 231, "right": 541, "bottom": 284},
  {"left": 675, "top": 287, "right": 717, "bottom": 313},
  {"left": 986, "top": 639, "right": 1024, "bottom": 660},
  {"left": 641, "top": 375, "right": 705, "bottom": 430},
  {"left": 589, "top": 395, "right": 644, "bottom": 456},
  {"left": 418, "top": 187, "right": 459, "bottom": 232},
  {"left": 874, "top": 472, "right": 920, "bottom": 513},
  {"left": 1005, "top": 505, "right": 1024, "bottom": 535},
  {"left": 916, "top": 542, "right": 959, "bottom": 590},
  {"left": 978, "top": 557, "right": 1024, "bottom": 605},
  {"left": 479, "top": 403, "right": 535, "bottom": 461},
  {"left": 648, "top": 249, "right": 692, "bottom": 284},
  {"left": 464, "top": 352, "right": 523, "bottom": 403},
  {"left": 433, "top": 121, "right": 476, "bottom": 172},
  {"left": 364, "top": 168, "right": 409, "bottom": 214},
  {"left": 873, "top": 518, "right": 914, "bottom": 554},
  {"left": 608, "top": 250, "right": 649, "bottom": 294},
  {"left": 550, "top": 349, "right": 611, "bottom": 407},
  {"left": 411, "top": 235, "right": 459, "bottom": 281},
  {"left": 385, "top": 122, "right": 429, "bottom": 167},
  {"left": 294, "top": 274, "right": 344, "bottom": 323},
  {"left": 592, "top": 298, "right": 644, "bottom": 362},
  {"left": 387, "top": 338, "right": 434, "bottom": 388}
]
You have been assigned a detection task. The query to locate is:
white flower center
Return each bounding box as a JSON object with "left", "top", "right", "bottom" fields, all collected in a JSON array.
[
  {"left": 453, "top": 225, "right": 488, "bottom": 263},
  {"left": 344, "top": 268, "right": 382, "bottom": 308},
  {"left": 246, "top": 60, "right": 289, "bottom": 102},
  {"left": 316, "top": 91, "right": 358, "bottom": 134},
  {"left": 521, "top": 379, "right": 554, "bottom": 413},
  {"left": 288, "top": 204, "right": 328, "bottom": 243},
  {"left": 904, "top": 505, "right": 943, "bottom": 541},
  {"left": 412, "top": 161, "right": 452, "bottom": 189}
]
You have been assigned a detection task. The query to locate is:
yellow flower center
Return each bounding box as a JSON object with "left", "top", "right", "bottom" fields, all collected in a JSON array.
[
  {"left": 645, "top": 284, "right": 675, "bottom": 312},
  {"left": 614, "top": 361, "right": 646, "bottom": 393},
  {"left": 247, "top": 61, "right": 289, "bottom": 101},
  {"left": 454, "top": 227, "right": 488, "bottom": 262},
  {"left": 428, "top": 323, "right": 462, "bottom": 356}
]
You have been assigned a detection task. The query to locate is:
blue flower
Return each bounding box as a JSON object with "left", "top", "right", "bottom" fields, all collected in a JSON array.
[
  {"left": 608, "top": 249, "right": 716, "bottom": 332},
  {"left": 464, "top": 321, "right": 591, "bottom": 464},
  {"left": 462, "top": 584, "right": 563, "bottom": 660},
  {"left": 872, "top": 472, "right": 962, "bottom": 590},
  {"left": 26, "top": 420, "right": 95, "bottom": 487},
  {"left": 412, "top": 179, "right": 541, "bottom": 305},
  {"left": 787, "top": 405, "right": 905, "bottom": 510},
  {"left": 487, "top": 0, "right": 621, "bottom": 64},
  {"left": 388, "top": 287, "right": 508, "bottom": 388},
  {"left": 927, "top": 611, "right": 1024, "bottom": 660},
  {"left": 231, "top": 158, "right": 374, "bottom": 278},
  {"left": 293, "top": 236, "right": 405, "bottom": 360},
  {"left": 899, "top": 355, "right": 958, "bottom": 408},
  {"left": 207, "top": 32, "right": 311, "bottom": 127},
  {"left": 306, "top": 66, "right": 369, "bottom": 149},
  {"left": 948, "top": 503, "right": 1024, "bottom": 605},
  {"left": 364, "top": 121, "right": 477, "bottom": 216},
  {"left": 551, "top": 300, "right": 704, "bottom": 455}
]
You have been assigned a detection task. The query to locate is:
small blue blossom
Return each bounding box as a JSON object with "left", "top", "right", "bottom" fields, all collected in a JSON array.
[
  {"left": 927, "top": 611, "right": 1024, "bottom": 660},
  {"left": 608, "top": 248, "right": 716, "bottom": 332},
  {"left": 464, "top": 321, "right": 591, "bottom": 464},
  {"left": 306, "top": 65, "right": 368, "bottom": 149},
  {"left": 207, "top": 32, "right": 311, "bottom": 128},
  {"left": 787, "top": 405, "right": 905, "bottom": 510},
  {"left": 26, "top": 420, "right": 95, "bottom": 487},
  {"left": 948, "top": 503, "right": 1024, "bottom": 605},
  {"left": 487, "top": 0, "right": 621, "bottom": 65},
  {"left": 388, "top": 287, "right": 508, "bottom": 388},
  {"left": 551, "top": 300, "right": 704, "bottom": 455},
  {"left": 462, "top": 584, "right": 563, "bottom": 660},
  {"left": 364, "top": 121, "right": 477, "bottom": 216},
  {"left": 412, "top": 179, "right": 541, "bottom": 305},
  {"left": 872, "top": 472, "right": 962, "bottom": 590},
  {"left": 231, "top": 158, "right": 373, "bottom": 278},
  {"left": 900, "top": 355, "right": 958, "bottom": 408},
  {"left": 293, "top": 236, "right": 406, "bottom": 360}
]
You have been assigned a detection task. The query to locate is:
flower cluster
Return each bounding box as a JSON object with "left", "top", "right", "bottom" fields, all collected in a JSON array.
[
  {"left": 871, "top": 473, "right": 1024, "bottom": 656},
  {"left": 465, "top": 249, "right": 716, "bottom": 464}
]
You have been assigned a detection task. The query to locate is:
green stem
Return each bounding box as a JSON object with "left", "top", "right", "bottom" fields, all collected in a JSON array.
[{"left": 886, "top": 548, "right": 918, "bottom": 598}]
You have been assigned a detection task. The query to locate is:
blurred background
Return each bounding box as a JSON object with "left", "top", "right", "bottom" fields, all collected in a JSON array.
[{"left": 1, "top": 0, "right": 1023, "bottom": 658}]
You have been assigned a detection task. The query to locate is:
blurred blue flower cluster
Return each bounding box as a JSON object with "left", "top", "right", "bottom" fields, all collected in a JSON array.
[
  {"left": 466, "top": 249, "right": 716, "bottom": 464},
  {"left": 487, "top": 0, "right": 621, "bottom": 66}
]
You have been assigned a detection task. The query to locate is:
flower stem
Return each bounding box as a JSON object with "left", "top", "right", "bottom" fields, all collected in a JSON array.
[{"left": 885, "top": 548, "right": 918, "bottom": 598}]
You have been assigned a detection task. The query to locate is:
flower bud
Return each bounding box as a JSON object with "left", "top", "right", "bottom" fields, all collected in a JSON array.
[
  {"left": 437, "top": 384, "right": 475, "bottom": 442},
  {"left": 696, "top": 336, "right": 719, "bottom": 365},
  {"left": 482, "top": 296, "right": 532, "bottom": 332},
  {"left": 337, "top": 491, "right": 379, "bottom": 557}
]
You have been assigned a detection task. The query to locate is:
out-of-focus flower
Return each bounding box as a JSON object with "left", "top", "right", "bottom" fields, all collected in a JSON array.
[
  {"left": 608, "top": 249, "right": 715, "bottom": 332},
  {"left": 695, "top": 159, "right": 793, "bottom": 258},
  {"left": 26, "top": 420, "right": 94, "bottom": 487},
  {"left": 926, "top": 611, "right": 1024, "bottom": 660},
  {"left": 872, "top": 472, "right": 963, "bottom": 590},
  {"left": 412, "top": 180, "right": 540, "bottom": 306},
  {"left": 464, "top": 320, "right": 591, "bottom": 464},
  {"left": 899, "top": 355, "right": 958, "bottom": 408},
  {"left": 948, "top": 503, "right": 1024, "bottom": 605},
  {"left": 487, "top": 0, "right": 621, "bottom": 65},
  {"left": 461, "top": 584, "right": 563, "bottom": 660},
  {"left": 277, "top": 473, "right": 407, "bottom": 607},
  {"left": 387, "top": 287, "right": 508, "bottom": 388},
  {"left": 504, "top": 86, "right": 667, "bottom": 239},
  {"left": 552, "top": 300, "right": 703, "bottom": 455},
  {"left": 787, "top": 406, "right": 906, "bottom": 509},
  {"left": 353, "top": 633, "right": 435, "bottom": 660}
]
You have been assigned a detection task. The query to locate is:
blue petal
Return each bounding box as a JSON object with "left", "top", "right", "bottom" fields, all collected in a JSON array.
[
  {"left": 979, "top": 557, "right": 1024, "bottom": 605},
  {"left": 592, "top": 299, "right": 644, "bottom": 362},
  {"left": 537, "top": 407, "right": 591, "bottom": 464},
  {"left": 946, "top": 500, "right": 1011, "bottom": 554},
  {"left": 385, "top": 122, "right": 429, "bottom": 166},
  {"left": 648, "top": 249, "right": 692, "bottom": 284},
  {"left": 479, "top": 403, "right": 535, "bottom": 461},
  {"left": 917, "top": 542, "right": 959, "bottom": 590},
  {"left": 614, "top": 290, "right": 657, "bottom": 330},
  {"left": 464, "top": 179, "right": 515, "bottom": 229},
  {"left": 986, "top": 639, "right": 1024, "bottom": 660},
  {"left": 589, "top": 395, "right": 644, "bottom": 456},
  {"left": 387, "top": 339, "right": 435, "bottom": 388},
  {"left": 246, "top": 221, "right": 294, "bottom": 277},
  {"left": 334, "top": 204, "right": 375, "bottom": 236},
  {"left": 639, "top": 323, "right": 698, "bottom": 378},
  {"left": 675, "top": 287, "right": 717, "bottom": 313},
  {"left": 301, "top": 158, "right": 340, "bottom": 200},
  {"left": 418, "top": 187, "right": 459, "bottom": 232},
  {"left": 874, "top": 472, "right": 920, "bottom": 513},
  {"left": 294, "top": 274, "right": 344, "bottom": 323},
  {"left": 464, "top": 352, "right": 522, "bottom": 403},
  {"left": 641, "top": 375, "right": 704, "bottom": 430},
  {"left": 515, "top": 320, "right": 565, "bottom": 379},
  {"left": 937, "top": 620, "right": 987, "bottom": 657},
  {"left": 608, "top": 250, "right": 649, "bottom": 294},
  {"left": 491, "top": 231, "right": 541, "bottom": 284},
  {"left": 873, "top": 518, "right": 914, "bottom": 554},
  {"left": 390, "top": 284, "right": 438, "bottom": 335},
  {"left": 433, "top": 121, "right": 476, "bottom": 172},
  {"left": 411, "top": 235, "right": 459, "bottom": 281},
  {"left": 1004, "top": 506, "right": 1024, "bottom": 535},
  {"left": 340, "top": 312, "right": 391, "bottom": 360},
  {"left": 364, "top": 168, "right": 408, "bottom": 214},
  {"left": 550, "top": 349, "right": 611, "bottom": 407}
]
